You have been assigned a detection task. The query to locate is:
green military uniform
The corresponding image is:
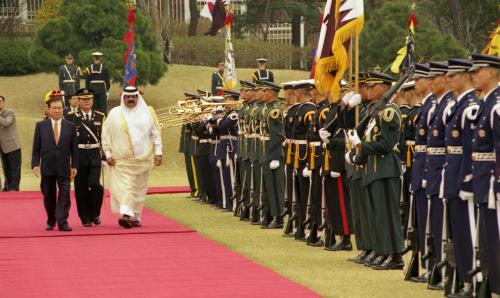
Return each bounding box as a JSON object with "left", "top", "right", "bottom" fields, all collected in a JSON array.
[
  {"left": 234, "top": 100, "right": 249, "bottom": 216},
  {"left": 241, "top": 101, "right": 258, "bottom": 220},
  {"left": 211, "top": 71, "right": 224, "bottom": 96},
  {"left": 250, "top": 100, "right": 267, "bottom": 224},
  {"left": 179, "top": 124, "right": 198, "bottom": 197}
]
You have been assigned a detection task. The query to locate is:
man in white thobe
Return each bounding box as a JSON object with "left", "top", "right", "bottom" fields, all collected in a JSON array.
[{"left": 102, "top": 86, "right": 162, "bottom": 228}]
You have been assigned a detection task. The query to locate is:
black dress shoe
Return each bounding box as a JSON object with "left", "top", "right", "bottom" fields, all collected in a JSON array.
[
  {"left": 83, "top": 222, "right": 92, "bottom": 227},
  {"left": 309, "top": 239, "right": 325, "bottom": 247},
  {"left": 118, "top": 216, "right": 132, "bottom": 229},
  {"left": 58, "top": 224, "right": 72, "bottom": 232},
  {"left": 93, "top": 217, "right": 101, "bottom": 225},
  {"left": 374, "top": 255, "right": 404, "bottom": 270},
  {"left": 282, "top": 232, "right": 295, "bottom": 237},
  {"left": 427, "top": 282, "right": 444, "bottom": 291},
  {"left": 348, "top": 250, "right": 369, "bottom": 262},
  {"left": 367, "top": 255, "right": 386, "bottom": 268},
  {"left": 447, "top": 287, "right": 473, "bottom": 298},
  {"left": 410, "top": 271, "right": 431, "bottom": 283},
  {"left": 358, "top": 251, "right": 376, "bottom": 265},
  {"left": 266, "top": 221, "right": 284, "bottom": 229},
  {"left": 329, "top": 239, "right": 353, "bottom": 251},
  {"left": 45, "top": 224, "right": 55, "bottom": 231}
]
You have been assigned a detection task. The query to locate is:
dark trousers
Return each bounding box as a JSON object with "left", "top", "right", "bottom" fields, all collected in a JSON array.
[
  {"left": 207, "top": 158, "right": 218, "bottom": 204},
  {"left": 41, "top": 175, "right": 71, "bottom": 227},
  {"left": 325, "top": 174, "right": 352, "bottom": 236},
  {"left": 367, "top": 178, "right": 405, "bottom": 256},
  {"left": 430, "top": 195, "right": 444, "bottom": 264},
  {"left": 479, "top": 204, "right": 500, "bottom": 294},
  {"left": 215, "top": 159, "right": 233, "bottom": 210},
  {"left": 74, "top": 164, "right": 103, "bottom": 224},
  {"left": 92, "top": 93, "right": 107, "bottom": 114},
  {"left": 263, "top": 161, "right": 284, "bottom": 218},
  {"left": 194, "top": 155, "right": 209, "bottom": 200},
  {"left": 349, "top": 177, "right": 371, "bottom": 251},
  {"left": 284, "top": 163, "right": 294, "bottom": 227},
  {"left": 448, "top": 198, "right": 474, "bottom": 283},
  {"left": 294, "top": 163, "right": 309, "bottom": 240},
  {"left": 184, "top": 154, "right": 197, "bottom": 196},
  {"left": 414, "top": 189, "right": 431, "bottom": 269},
  {"left": 0, "top": 148, "right": 21, "bottom": 191}
]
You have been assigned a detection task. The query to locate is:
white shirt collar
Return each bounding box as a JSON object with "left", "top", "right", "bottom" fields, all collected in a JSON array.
[
  {"left": 436, "top": 90, "right": 452, "bottom": 104},
  {"left": 482, "top": 86, "right": 498, "bottom": 101},
  {"left": 421, "top": 93, "right": 433, "bottom": 105},
  {"left": 456, "top": 88, "right": 474, "bottom": 103},
  {"left": 50, "top": 118, "right": 61, "bottom": 126},
  {"left": 82, "top": 110, "right": 92, "bottom": 119}
]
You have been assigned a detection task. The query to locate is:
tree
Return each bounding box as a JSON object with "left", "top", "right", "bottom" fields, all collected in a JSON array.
[
  {"left": 31, "top": 0, "right": 167, "bottom": 86},
  {"left": 188, "top": 0, "right": 200, "bottom": 36},
  {"left": 360, "top": 0, "right": 466, "bottom": 71}
]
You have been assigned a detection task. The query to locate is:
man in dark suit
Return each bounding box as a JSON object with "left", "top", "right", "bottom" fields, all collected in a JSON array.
[
  {"left": 32, "top": 92, "right": 79, "bottom": 231},
  {"left": 0, "top": 95, "right": 22, "bottom": 191}
]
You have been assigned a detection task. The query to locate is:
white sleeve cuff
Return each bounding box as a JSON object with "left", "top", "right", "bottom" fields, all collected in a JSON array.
[
  {"left": 104, "top": 150, "right": 112, "bottom": 159},
  {"left": 154, "top": 144, "right": 163, "bottom": 155}
]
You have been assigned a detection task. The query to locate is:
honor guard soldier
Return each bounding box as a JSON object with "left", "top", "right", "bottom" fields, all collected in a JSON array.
[
  {"left": 304, "top": 81, "right": 329, "bottom": 246},
  {"left": 85, "top": 52, "right": 110, "bottom": 114},
  {"left": 441, "top": 58, "right": 478, "bottom": 297},
  {"left": 59, "top": 54, "right": 80, "bottom": 107},
  {"left": 179, "top": 93, "right": 201, "bottom": 198},
  {"left": 212, "top": 62, "right": 225, "bottom": 96},
  {"left": 467, "top": 54, "right": 500, "bottom": 297},
  {"left": 347, "top": 72, "right": 405, "bottom": 270},
  {"left": 192, "top": 114, "right": 212, "bottom": 204},
  {"left": 66, "top": 88, "right": 105, "bottom": 227},
  {"left": 252, "top": 58, "right": 275, "bottom": 83},
  {"left": 319, "top": 81, "right": 355, "bottom": 251},
  {"left": 290, "top": 80, "right": 316, "bottom": 241},
  {"left": 425, "top": 61, "right": 456, "bottom": 290},
  {"left": 282, "top": 81, "right": 301, "bottom": 237},
  {"left": 259, "top": 80, "right": 285, "bottom": 229},
  {"left": 235, "top": 81, "right": 255, "bottom": 217}
]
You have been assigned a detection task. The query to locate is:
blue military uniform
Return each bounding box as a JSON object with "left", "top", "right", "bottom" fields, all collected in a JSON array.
[
  {"left": 85, "top": 53, "right": 110, "bottom": 114},
  {"left": 441, "top": 59, "right": 478, "bottom": 287},
  {"left": 58, "top": 56, "right": 80, "bottom": 107}
]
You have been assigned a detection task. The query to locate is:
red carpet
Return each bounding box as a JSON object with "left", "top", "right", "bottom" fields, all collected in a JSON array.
[{"left": 0, "top": 193, "right": 320, "bottom": 297}]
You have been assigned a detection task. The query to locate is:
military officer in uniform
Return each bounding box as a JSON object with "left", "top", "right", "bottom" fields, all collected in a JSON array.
[
  {"left": 441, "top": 58, "right": 478, "bottom": 297},
  {"left": 66, "top": 88, "right": 105, "bottom": 227},
  {"left": 59, "top": 54, "right": 80, "bottom": 107},
  {"left": 211, "top": 62, "right": 225, "bottom": 96},
  {"left": 409, "top": 63, "right": 436, "bottom": 282},
  {"left": 179, "top": 93, "right": 200, "bottom": 198},
  {"left": 425, "top": 61, "right": 456, "bottom": 290},
  {"left": 85, "top": 52, "right": 111, "bottom": 114},
  {"left": 259, "top": 80, "right": 285, "bottom": 229},
  {"left": 347, "top": 72, "right": 405, "bottom": 270},
  {"left": 252, "top": 58, "right": 275, "bottom": 83},
  {"left": 467, "top": 54, "right": 500, "bottom": 296}
]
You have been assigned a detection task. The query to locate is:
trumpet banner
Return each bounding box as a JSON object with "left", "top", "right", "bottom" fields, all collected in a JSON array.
[
  {"left": 314, "top": 0, "right": 364, "bottom": 101},
  {"left": 482, "top": 18, "right": 500, "bottom": 57}
]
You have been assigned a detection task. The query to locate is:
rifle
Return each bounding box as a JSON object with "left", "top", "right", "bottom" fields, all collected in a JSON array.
[
  {"left": 468, "top": 212, "right": 492, "bottom": 298},
  {"left": 403, "top": 192, "right": 420, "bottom": 281},
  {"left": 279, "top": 164, "right": 289, "bottom": 219},
  {"left": 234, "top": 167, "right": 246, "bottom": 217},
  {"left": 421, "top": 198, "right": 434, "bottom": 273},
  {"left": 283, "top": 169, "right": 297, "bottom": 236}
]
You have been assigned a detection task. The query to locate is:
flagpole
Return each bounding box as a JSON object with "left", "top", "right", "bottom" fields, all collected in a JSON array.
[
  {"left": 354, "top": 33, "right": 360, "bottom": 125},
  {"left": 348, "top": 38, "right": 353, "bottom": 90}
]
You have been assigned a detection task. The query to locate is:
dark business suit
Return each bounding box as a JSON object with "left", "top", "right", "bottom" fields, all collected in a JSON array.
[{"left": 31, "top": 118, "right": 79, "bottom": 227}]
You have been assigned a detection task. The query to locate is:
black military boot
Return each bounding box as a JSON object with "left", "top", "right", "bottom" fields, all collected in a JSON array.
[
  {"left": 348, "top": 250, "right": 370, "bottom": 262},
  {"left": 359, "top": 251, "right": 377, "bottom": 265},
  {"left": 374, "top": 254, "right": 405, "bottom": 270},
  {"left": 328, "top": 235, "right": 353, "bottom": 251},
  {"left": 367, "top": 255, "right": 387, "bottom": 268},
  {"left": 410, "top": 271, "right": 431, "bottom": 283}
]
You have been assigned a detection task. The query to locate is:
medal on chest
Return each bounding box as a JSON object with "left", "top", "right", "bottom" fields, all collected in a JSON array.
[
  {"left": 419, "top": 128, "right": 425, "bottom": 136},
  {"left": 432, "top": 129, "right": 439, "bottom": 137},
  {"left": 451, "top": 130, "right": 459, "bottom": 138}
]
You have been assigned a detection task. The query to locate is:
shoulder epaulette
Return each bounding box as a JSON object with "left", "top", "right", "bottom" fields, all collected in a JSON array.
[
  {"left": 94, "top": 110, "right": 105, "bottom": 116},
  {"left": 68, "top": 111, "right": 76, "bottom": 116}
]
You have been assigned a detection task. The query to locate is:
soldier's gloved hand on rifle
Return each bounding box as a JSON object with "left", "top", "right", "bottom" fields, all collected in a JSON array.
[
  {"left": 269, "top": 160, "right": 280, "bottom": 170},
  {"left": 459, "top": 190, "right": 474, "bottom": 200},
  {"left": 341, "top": 91, "right": 354, "bottom": 106},
  {"left": 348, "top": 93, "right": 362, "bottom": 108},
  {"left": 61, "top": 90, "right": 65, "bottom": 95},
  {"left": 106, "top": 91, "right": 110, "bottom": 99},
  {"left": 345, "top": 152, "right": 353, "bottom": 165},
  {"left": 226, "top": 158, "right": 232, "bottom": 167},
  {"left": 330, "top": 172, "right": 341, "bottom": 178},
  {"left": 302, "top": 167, "right": 312, "bottom": 178},
  {"left": 348, "top": 130, "right": 361, "bottom": 146},
  {"left": 216, "top": 160, "right": 222, "bottom": 167},
  {"left": 319, "top": 128, "right": 331, "bottom": 144}
]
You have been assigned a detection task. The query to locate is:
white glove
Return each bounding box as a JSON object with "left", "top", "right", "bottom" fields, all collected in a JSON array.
[
  {"left": 204, "top": 113, "right": 213, "bottom": 121},
  {"left": 341, "top": 91, "right": 354, "bottom": 105},
  {"left": 216, "top": 160, "right": 222, "bottom": 167},
  {"left": 226, "top": 158, "right": 231, "bottom": 167},
  {"left": 61, "top": 90, "right": 65, "bottom": 95},
  {"left": 269, "top": 160, "right": 280, "bottom": 170},
  {"left": 459, "top": 190, "right": 474, "bottom": 201},
  {"left": 302, "top": 168, "right": 311, "bottom": 177},
  {"left": 348, "top": 130, "right": 361, "bottom": 146},
  {"left": 319, "top": 128, "right": 331, "bottom": 144},
  {"left": 422, "top": 179, "right": 427, "bottom": 188},
  {"left": 106, "top": 91, "right": 110, "bottom": 98},
  {"left": 208, "top": 126, "right": 213, "bottom": 134},
  {"left": 331, "top": 172, "right": 341, "bottom": 178},
  {"left": 402, "top": 165, "right": 406, "bottom": 174},
  {"left": 348, "top": 93, "right": 362, "bottom": 108},
  {"left": 345, "top": 152, "right": 353, "bottom": 165}
]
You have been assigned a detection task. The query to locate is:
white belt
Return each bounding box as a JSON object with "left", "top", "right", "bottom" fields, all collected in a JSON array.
[
  {"left": 472, "top": 152, "right": 495, "bottom": 161},
  {"left": 285, "top": 139, "right": 294, "bottom": 144},
  {"left": 245, "top": 134, "right": 257, "bottom": 139},
  {"left": 78, "top": 144, "right": 99, "bottom": 149},
  {"left": 427, "top": 147, "right": 446, "bottom": 155},
  {"left": 209, "top": 140, "right": 219, "bottom": 144},
  {"left": 447, "top": 146, "right": 463, "bottom": 154},
  {"left": 260, "top": 136, "right": 270, "bottom": 141},
  {"left": 309, "top": 141, "right": 321, "bottom": 147},
  {"left": 415, "top": 145, "right": 427, "bottom": 153},
  {"left": 294, "top": 140, "right": 308, "bottom": 145},
  {"left": 199, "top": 139, "right": 209, "bottom": 144},
  {"left": 191, "top": 136, "right": 200, "bottom": 140},
  {"left": 63, "top": 80, "right": 75, "bottom": 83},
  {"left": 90, "top": 80, "right": 105, "bottom": 83},
  {"left": 405, "top": 141, "right": 415, "bottom": 145},
  {"left": 220, "top": 135, "right": 237, "bottom": 141}
]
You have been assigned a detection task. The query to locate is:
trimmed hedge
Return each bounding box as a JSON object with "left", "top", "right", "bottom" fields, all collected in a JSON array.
[
  {"left": 0, "top": 42, "right": 38, "bottom": 75},
  {"left": 172, "top": 36, "right": 313, "bottom": 70}
]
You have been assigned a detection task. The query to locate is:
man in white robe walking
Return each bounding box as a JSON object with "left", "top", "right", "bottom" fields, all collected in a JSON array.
[{"left": 102, "top": 86, "right": 162, "bottom": 228}]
